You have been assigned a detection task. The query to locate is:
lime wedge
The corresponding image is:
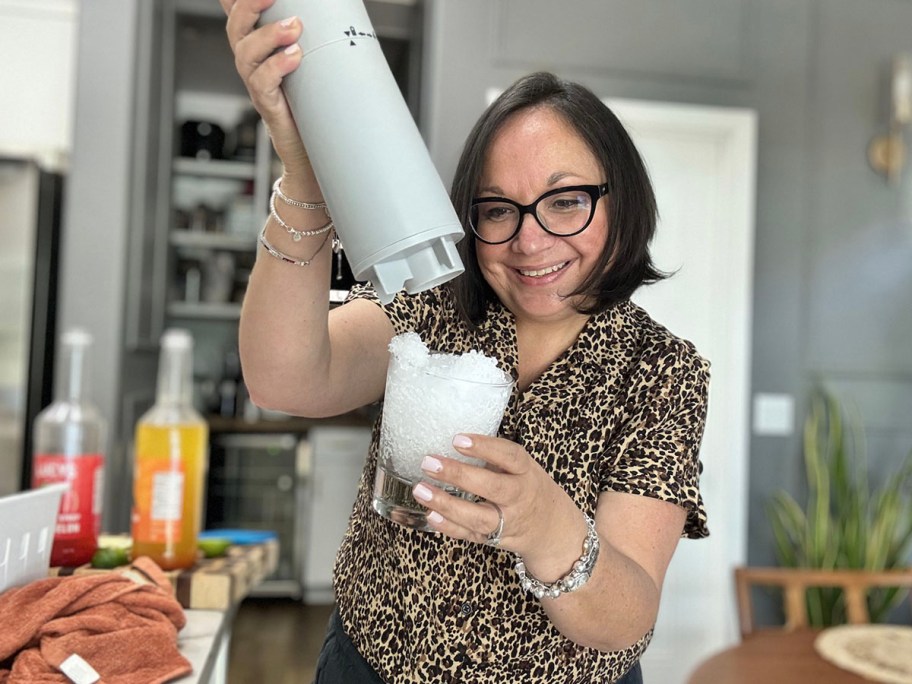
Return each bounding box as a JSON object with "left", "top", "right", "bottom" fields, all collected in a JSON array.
[
  {"left": 198, "top": 538, "right": 231, "bottom": 558},
  {"left": 91, "top": 546, "right": 130, "bottom": 569}
]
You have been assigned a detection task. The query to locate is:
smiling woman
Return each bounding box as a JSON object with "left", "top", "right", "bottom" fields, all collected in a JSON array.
[{"left": 222, "top": 1, "right": 710, "bottom": 681}]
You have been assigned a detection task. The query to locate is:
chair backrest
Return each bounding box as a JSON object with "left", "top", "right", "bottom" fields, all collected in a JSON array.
[{"left": 734, "top": 566, "right": 912, "bottom": 639}]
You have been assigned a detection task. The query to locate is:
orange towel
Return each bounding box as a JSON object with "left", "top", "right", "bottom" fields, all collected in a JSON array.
[{"left": 0, "top": 557, "right": 192, "bottom": 684}]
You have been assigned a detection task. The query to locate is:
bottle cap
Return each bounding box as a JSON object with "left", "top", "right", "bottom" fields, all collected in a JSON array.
[
  {"left": 62, "top": 328, "right": 92, "bottom": 347},
  {"left": 161, "top": 328, "right": 193, "bottom": 350}
]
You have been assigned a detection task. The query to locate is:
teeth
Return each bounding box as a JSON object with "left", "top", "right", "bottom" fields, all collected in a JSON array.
[{"left": 519, "top": 262, "right": 567, "bottom": 277}]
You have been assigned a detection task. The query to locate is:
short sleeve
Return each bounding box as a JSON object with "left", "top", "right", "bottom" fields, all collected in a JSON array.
[
  {"left": 344, "top": 283, "right": 445, "bottom": 339},
  {"left": 600, "top": 344, "right": 711, "bottom": 539}
]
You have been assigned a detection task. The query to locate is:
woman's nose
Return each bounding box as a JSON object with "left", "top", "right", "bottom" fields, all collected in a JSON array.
[{"left": 510, "top": 211, "right": 556, "bottom": 253}]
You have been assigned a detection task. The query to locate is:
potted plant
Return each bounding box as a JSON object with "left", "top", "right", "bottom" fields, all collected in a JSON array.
[{"left": 767, "top": 387, "right": 912, "bottom": 626}]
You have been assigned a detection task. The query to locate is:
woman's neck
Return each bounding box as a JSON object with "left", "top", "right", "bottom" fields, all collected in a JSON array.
[{"left": 514, "top": 314, "right": 590, "bottom": 391}]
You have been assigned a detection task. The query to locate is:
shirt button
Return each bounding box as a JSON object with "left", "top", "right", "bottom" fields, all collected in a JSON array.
[{"left": 459, "top": 602, "right": 474, "bottom": 617}]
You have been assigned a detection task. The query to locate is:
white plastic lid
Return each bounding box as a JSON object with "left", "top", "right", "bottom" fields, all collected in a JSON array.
[
  {"left": 365, "top": 235, "right": 464, "bottom": 304},
  {"left": 161, "top": 328, "right": 193, "bottom": 349},
  {"left": 61, "top": 328, "right": 92, "bottom": 347}
]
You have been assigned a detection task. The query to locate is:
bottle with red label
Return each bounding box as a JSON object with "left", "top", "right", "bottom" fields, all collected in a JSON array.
[
  {"left": 131, "top": 329, "right": 208, "bottom": 570},
  {"left": 32, "top": 328, "right": 106, "bottom": 567}
]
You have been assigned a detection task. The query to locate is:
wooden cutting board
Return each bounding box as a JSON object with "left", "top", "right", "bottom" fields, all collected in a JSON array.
[{"left": 49, "top": 538, "right": 279, "bottom": 610}]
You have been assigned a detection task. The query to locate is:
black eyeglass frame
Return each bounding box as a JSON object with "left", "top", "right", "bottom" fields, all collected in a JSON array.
[{"left": 469, "top": 183, "right": 610, "bottom": 245}]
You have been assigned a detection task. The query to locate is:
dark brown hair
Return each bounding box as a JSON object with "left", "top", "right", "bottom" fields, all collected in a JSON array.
[{"left": 447, "top": 71, "right": 665, "bottom": 325}]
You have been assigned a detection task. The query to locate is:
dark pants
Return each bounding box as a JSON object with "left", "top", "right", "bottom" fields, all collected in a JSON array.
[{"left": 313, "top": 608, "right": 644, "bottom": 684}]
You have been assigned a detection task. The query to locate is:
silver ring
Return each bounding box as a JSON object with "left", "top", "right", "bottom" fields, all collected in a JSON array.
[{"left": 484, "top": 502, "right": 505, "bottom": 547}]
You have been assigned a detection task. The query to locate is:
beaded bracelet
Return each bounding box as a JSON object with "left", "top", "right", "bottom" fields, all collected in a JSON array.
[
  {"left": 272, "top": 177, "right": 329, "bottom": 212},
  {"left": 258, "top": 225, "right": 335, "bottom": 267},
  {"left": 269, "top": 190, "right": 334, "bottom": 242},
  {"left": 514, "top": 514, "right": 600, "bottom": 600}
]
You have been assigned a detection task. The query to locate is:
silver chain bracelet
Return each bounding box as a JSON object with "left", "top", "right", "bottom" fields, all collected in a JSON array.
[
  {"left": 269, "top": 190, "right": 334, "bottom": 242},
  {"left": 272, "top": 177, "right": 329, "bottom": 212},
  {"left": 259, "top": 225, "right": 335, "bottom": 267},
  {"left": 514, "top": 514, "right": 600, "bottom": 600}
]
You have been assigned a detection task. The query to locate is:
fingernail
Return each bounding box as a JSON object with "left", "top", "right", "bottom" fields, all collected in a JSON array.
[
  {"left": 279, "top": 16, "right": 297, "bottom": 28},
  {"left": 413, "top": 483, "right": 433, "bottom": 502},
  {"left": 427, "top": 511, "right": 444, "bottom": 525},
  {"left": 452, "top": 434, "right": 473, "bottom": 449},
  {"left": 422, "top": 455, "right": 443, "bottom": 473},
  {"left": 284, "top": 42, "right": 301, "bottom": 55}
]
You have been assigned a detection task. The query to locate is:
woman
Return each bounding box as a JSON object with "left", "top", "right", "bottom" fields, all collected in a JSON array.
[{"left": 222, "top": 2, "right": 710, "bottom": 682}]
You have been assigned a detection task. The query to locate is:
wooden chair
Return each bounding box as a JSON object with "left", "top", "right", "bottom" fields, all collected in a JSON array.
[{"left": 734, "top": 566, "right": 912, "bottom": 639}]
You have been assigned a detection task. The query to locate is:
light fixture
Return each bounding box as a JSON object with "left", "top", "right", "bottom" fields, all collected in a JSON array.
[{"left": 868, "top": 54, "right": 912, "bottom": 185}]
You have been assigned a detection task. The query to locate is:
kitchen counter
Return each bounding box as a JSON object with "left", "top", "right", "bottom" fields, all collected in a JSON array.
[
  {"left": 177, "top": 609, "right": 234, "bottom": 684},
  {"left": 50, "top": 537, "right": 280, "bottom": 610}
]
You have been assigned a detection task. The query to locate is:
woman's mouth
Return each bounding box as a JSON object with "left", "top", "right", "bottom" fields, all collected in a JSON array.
[{"left": 517, "top": 261, "right": 570, "bottom": 278}]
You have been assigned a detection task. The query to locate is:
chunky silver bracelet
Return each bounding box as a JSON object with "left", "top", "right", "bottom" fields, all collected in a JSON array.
[
  {"left": 514, "top": 514, "right": 600, "bottom": 600},
  {"left": 259, "top": 225, "right": 335, "bottom": 267},
  {"left": 273, "top": 177, "right": 329, "bottom": 212},
  {"left": 269, "top": 190, "right": 334, "bottom": 242}
]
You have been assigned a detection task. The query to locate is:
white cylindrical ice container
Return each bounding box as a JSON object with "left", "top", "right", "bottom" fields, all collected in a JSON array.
[{"left": 259, "top": 0, "right": 464, "bottom": 303}]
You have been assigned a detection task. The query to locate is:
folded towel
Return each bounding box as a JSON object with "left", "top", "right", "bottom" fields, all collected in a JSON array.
[{"left": 0, "top": 557, "right": 192, "bottom": 684}]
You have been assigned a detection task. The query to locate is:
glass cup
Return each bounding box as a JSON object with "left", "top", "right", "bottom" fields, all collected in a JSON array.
[{"left": 372, "top": 353, "right": 514, "bottom": 531}]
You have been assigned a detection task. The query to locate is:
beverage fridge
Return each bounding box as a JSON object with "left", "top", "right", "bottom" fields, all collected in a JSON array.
[{"left": 0, "top": 158, "right": 64, "bottom": 497}]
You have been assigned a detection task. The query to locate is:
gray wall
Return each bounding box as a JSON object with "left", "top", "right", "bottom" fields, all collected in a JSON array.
[{"left": 418, "top": 0, "right": 912, "bottom": 567}]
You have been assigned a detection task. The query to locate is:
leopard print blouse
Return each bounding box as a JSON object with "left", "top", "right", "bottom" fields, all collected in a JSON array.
[{"left": 333, "top": 284, "right": 710, "bottom": 683}]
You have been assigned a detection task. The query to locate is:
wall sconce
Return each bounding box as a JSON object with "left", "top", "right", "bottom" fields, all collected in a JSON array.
[{"left": 868, "top": 54, "right": 912, "bottom": 184}]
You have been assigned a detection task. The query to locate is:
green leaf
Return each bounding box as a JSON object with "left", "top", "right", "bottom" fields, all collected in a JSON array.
[{"left": 764, "top": 386, "right": 912, "bottom": 627}]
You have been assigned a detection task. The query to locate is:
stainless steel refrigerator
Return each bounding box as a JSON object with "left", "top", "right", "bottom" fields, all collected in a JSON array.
[{"left": 0, "top": 158, "right": 63, "bottom": 497}]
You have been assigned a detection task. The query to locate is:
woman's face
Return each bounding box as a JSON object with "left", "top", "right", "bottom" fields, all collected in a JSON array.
[{"left": 475, "top": 107, "right": 609, "bottom": 328}]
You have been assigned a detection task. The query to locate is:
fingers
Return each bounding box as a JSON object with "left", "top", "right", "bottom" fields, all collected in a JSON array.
[
  {"left": 451, "top": 433, "right": 528, "bottom": 476},
  {"left": 412, "top": 440, "right": 523, "bottom": 547},
  {"left": 222, "top": 0, "right": 312, "bottom": 178},
  {"left": 413, "top": 481, "right": 503, "bottom": 546},
  {"left": 225, "top": 0, "right": 275, "bottom": 51},
  {"left": 231, "top": 11, "right": 302, "bottom": 84}
]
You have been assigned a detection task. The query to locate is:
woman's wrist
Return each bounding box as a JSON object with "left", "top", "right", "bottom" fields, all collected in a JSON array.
[
  {"left": 519, "top": 506, "right": 592, "bottom": 583},
  {"left": 278, "top": 165, "right": 324, "bottom": 204},
  {"left": 514, "top": 512, "right": 600, "bottom": 600}
]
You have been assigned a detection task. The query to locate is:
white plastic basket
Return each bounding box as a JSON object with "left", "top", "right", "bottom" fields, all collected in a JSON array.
[{"left": 0, "top": 483, "right": 67, "bottom": 594}]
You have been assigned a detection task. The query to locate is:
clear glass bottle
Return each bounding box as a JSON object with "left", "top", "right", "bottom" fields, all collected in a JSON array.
[
  {"left": 131, "top": 329, "right": 208, "bottom": 570},
  {"left": 32, "top": 328, "right": 107, "bottom": 567}
]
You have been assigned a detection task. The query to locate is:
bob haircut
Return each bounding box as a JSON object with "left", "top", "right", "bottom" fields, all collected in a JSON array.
[{"left": 447, "top": 71, "right": 665, "bottom": 326}]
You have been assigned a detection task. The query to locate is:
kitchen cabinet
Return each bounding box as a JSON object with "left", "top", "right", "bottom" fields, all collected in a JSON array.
[
  {"left": 203, "top": 422, "right": 374, "bottom": 601},
  {"left": 300, "top": 426, "right": 373, "bottom": 604},
  {"left": 206, "top": 432, "right": 302, "bottom": 595}
]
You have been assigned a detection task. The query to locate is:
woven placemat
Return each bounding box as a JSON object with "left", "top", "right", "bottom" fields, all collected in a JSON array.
[{"left": 815, "top": 625, "right": 912, "bottom": 684}]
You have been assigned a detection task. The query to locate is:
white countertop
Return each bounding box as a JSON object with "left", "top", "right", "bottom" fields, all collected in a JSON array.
[{"left": 175, "top": 609, "right": 235, "bottom": 684}]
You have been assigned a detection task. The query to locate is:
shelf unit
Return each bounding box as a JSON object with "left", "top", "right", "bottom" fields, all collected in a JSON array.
[
  {"left": 122, "top": 0, "right": 424, "bottom": 598},
  {"left": 172, "top": 157, "right": 257, "bottom": 180}
]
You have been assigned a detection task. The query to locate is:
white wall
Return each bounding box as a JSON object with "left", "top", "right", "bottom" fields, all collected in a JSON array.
[{"left": 0, "top": 0, "right": 79, "bottom": 167}]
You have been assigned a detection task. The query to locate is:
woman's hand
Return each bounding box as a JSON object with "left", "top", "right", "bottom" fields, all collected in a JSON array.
[
  {"left": 411, "top": 433, "right": 588, "bottom": 571},
  {"left": 413, "top": 433, "right": 688, "bottom": 651},
  {"left": 219, "top": 0, "right": 312, "bottom": 177}
]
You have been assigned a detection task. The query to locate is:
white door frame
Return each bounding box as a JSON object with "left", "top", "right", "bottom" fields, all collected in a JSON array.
[{"left": 614, "top": 98, "right": 756, "bottom": 682}]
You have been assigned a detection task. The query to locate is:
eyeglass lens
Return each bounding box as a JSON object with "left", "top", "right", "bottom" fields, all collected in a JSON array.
[{"left": 470, "top": 188, "right": 596, "bottom": 243}]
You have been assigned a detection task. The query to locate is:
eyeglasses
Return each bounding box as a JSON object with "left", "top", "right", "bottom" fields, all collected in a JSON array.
[{"left": 469, "top": 183, "right": 609, "bottom": 245}]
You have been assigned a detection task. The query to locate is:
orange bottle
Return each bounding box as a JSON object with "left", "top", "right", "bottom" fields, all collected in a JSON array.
[{"left": 131, "top": 329, "right": 208, "bottom": 570}]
